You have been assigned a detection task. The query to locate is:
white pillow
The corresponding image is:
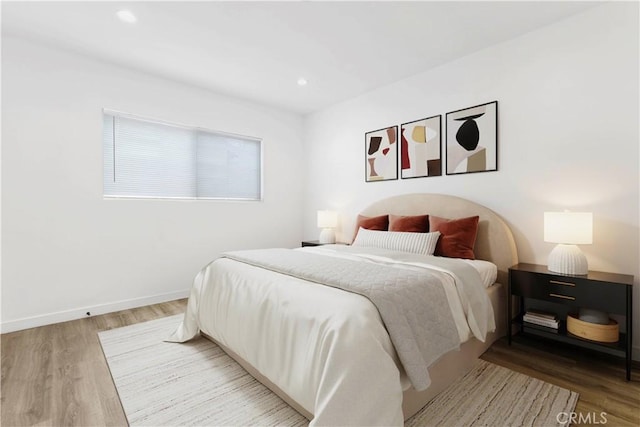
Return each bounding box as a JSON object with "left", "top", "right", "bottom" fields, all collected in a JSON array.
[{"left": 352, "top": 227, "right": 440, "bottom": 256}]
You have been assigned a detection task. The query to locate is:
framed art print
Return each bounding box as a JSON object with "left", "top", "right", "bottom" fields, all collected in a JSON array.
[
  {"left": 446, "top": 101, "right": 498, "bottom": 175},
  {"left": 365, "top": 125, "right": 398, "bottom": 182},
  {"left": 401, "top": 115, "right": 441, "bottom": 179}
]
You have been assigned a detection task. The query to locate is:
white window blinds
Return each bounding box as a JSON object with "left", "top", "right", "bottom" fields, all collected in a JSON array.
[{"left": 103, "top": 112, "right": 262, "bottom": 200}]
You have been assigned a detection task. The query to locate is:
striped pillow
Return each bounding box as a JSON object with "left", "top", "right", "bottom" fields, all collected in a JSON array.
[{"left": 352, "top": 227, "right": 440, "bottom": 255}]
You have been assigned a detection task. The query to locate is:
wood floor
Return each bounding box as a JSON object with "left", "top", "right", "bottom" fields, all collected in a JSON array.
[
  {"left": 2, "top": 299, "right": 638, "bottom": 426},
  {"left": 1, "top": 300, "right": 186, "bottom": 427}
]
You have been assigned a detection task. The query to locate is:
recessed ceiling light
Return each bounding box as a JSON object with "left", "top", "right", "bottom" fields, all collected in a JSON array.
[
  {"left": 297, "top": 77, "right": 308, "bottom": 86},
  {"left": 117, "top": 10, "right": 137, "bottom": 24}
]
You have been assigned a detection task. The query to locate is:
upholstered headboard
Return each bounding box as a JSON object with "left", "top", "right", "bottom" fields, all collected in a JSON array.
[{"left": 359, "top": 193, "right": 518, "bottom": 286}]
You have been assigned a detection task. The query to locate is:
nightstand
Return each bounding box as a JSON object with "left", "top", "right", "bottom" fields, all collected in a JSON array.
[
  {"left": 508, "top": 263, "right": 634, "bottom": 380},
  {"left": 301, "top": 241, "right": 348, "bottom": 247}
]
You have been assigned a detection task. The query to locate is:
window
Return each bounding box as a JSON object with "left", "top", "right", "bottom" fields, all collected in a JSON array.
[{"left": 103, "top": 112, "right": 262, "bottom": 200}]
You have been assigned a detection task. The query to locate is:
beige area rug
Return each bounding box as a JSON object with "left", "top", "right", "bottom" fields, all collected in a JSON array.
[{"left": 99, "top": 315, "right": 578, "bottom": 426}]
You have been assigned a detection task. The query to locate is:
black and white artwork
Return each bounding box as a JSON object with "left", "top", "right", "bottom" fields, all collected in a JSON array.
[{"left": 445, "top": 101, "right": 497, "bottom": 175}]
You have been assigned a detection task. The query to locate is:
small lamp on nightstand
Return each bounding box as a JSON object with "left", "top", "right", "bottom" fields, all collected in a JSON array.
[
  {"left": 317, "top": 210, "right": 338, "bottom": 244},
  {"left": 544, "top": 211, "right": 593, "bottom": 275}
]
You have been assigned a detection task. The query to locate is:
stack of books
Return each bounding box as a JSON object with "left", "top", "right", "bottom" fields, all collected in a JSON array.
[{"left": 523, "top": 309, "right": 559, "bottom": 332}]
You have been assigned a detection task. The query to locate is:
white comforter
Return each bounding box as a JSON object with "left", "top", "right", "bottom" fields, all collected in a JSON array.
[{"left": 167, "top": 246, "right": 496, "bottom": 426}]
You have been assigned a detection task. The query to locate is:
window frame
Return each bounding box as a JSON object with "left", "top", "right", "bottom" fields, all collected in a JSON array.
[{"left": 102, "top": 109, "right": 264, "bottom": 202}]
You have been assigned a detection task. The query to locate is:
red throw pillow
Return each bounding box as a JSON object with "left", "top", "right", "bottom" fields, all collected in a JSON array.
[
  {"left": 389, "top": 214, "right": 429, "bottom": 233},
  {"left": 353, "top": 214, "right": 389, "bottom": 242},
  {"left": 429, "top": 215, "right": 479, "bottom": 259}
]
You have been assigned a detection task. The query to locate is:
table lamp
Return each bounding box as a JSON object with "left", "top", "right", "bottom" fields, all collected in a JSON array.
[
  {"left": 317, "top": 210, "right": 338, "bottom": 244},
  {"left": 544, "top": 211, "right": 592, "bottom": 275}
]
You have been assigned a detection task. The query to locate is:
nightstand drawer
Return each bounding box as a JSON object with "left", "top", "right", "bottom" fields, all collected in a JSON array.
[
  {"left": 573, "top": 281, "right": 627, "bottom": 314},
  {"left": 510, "top": 270, "right": 627, "bottom": 314},
  {"left": 510, "top": 270, "right": 576, "bottom": 301}
]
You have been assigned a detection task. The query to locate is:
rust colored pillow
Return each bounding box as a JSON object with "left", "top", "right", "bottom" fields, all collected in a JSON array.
[
  {"left": 429, "top": 215, "right": 479, "bottom": 259},
  {"left": 389, "top": 214, "right": 429, "bottom": 233},
  {"left": 353, "top": 214, "right": 389, "bottom": 242}
]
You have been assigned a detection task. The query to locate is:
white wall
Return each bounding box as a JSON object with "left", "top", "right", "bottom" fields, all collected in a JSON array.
[
  {"left": 303, "top": 3, "right": 639, "bottom": 354},
  {"left": 1, "top": 37, "right": 304, "bottom": 332}
]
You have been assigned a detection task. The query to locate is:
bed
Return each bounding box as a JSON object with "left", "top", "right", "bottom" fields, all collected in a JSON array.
[{"left": 168, "top": 193, "right": 518, "bottom": 426}]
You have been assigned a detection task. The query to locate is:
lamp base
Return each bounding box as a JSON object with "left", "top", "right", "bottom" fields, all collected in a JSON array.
[
  {"left": 548, "top": 244, "right": 588, "bottom": 275},
  {"left": 319, "top": 228, "right": 335, "bottom": 244}
]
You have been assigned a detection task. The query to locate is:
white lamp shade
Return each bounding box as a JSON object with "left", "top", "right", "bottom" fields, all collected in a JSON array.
[
  {"left": 544, "top": 212, "right": 592, "bottom": 245},
  {"left": 317, "top": 210, "right": 338, "bottom": 229}
]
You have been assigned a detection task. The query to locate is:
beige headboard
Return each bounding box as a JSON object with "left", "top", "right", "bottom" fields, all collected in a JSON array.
[{"left": 359, "top": 193, "right": 518, "bottom": 286}]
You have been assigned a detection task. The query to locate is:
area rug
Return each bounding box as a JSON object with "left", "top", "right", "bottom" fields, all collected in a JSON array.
[{"left": 99, "top": 315, "right": 578, "bottom": 426}]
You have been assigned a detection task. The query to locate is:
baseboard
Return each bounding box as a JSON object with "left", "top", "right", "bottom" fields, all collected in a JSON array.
[{"left": 0, "top": 289, "right": 190, "bottom": 334}]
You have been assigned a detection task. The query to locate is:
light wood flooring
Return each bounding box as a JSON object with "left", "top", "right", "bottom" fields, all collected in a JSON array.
[{"left": 2, "top": 299, "right": 638, "bottom": 426}]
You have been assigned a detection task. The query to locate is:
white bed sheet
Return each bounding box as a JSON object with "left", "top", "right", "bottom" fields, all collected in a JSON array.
[
  {"left": 462, "top": 258, "right": 498, "bottom": 288},
  {"left": 168, "top": 247, "right": 496, "bottom": 426}
]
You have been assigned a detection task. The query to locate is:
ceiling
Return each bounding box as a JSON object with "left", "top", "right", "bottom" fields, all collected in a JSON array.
[{"left": 2, "top": 1, "right": 599, "bottom": 115}]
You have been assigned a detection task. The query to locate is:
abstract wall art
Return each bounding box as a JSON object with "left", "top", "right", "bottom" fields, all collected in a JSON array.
[
  {"left": 365, "top": 125, "right": 398, "bottom": 182},
  {"left": 445, "top": 101, "right": 498, "bottom": 175},
  {"left": 401, "top": 115, "right": 441, "bottom": 179}
]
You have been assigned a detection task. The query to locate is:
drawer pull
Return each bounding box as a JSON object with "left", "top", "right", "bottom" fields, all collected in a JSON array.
[
  {"left": 549, "top": 293, "right": 575, "bottom": 301},
  {"left": 549, "top": 280, "right": 576, "bottom": 287}
]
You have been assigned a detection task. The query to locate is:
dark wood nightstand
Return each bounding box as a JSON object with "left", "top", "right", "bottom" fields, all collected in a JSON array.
[
  {"left": 508, "top": 263, "right": 634, "bottom": 380},
  {"left": 301, "top": 241, "right": 348, "bottom": 247}
]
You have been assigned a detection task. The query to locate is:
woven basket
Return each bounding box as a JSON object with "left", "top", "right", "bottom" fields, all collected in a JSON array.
[{"left": 567, "top": 314, "right": 619, "bottom": 343}]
